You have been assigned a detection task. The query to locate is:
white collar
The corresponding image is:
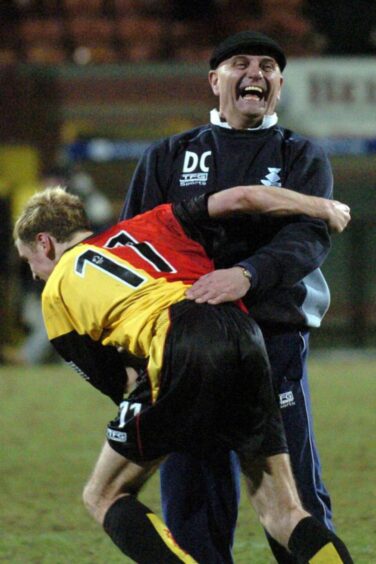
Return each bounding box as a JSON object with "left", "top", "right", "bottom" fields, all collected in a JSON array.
[{"left": 210, "top": 108, "right": 278, "bottom": 130}]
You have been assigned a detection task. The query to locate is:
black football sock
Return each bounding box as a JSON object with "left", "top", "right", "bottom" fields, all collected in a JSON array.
[
  {"left": 288, "top": 516, "right": 353, "bottom": 563},
  {"left": 103, "top": 494, "right": 197, "bottom": 563},
  {"left": 267, "top": 532, "right": 298, "bottom": 563}
]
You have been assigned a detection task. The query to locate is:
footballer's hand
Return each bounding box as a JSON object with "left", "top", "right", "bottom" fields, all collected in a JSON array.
[
  {"left": 326, "top": 200, "right": 351, "bottom": 233},
  {"left": 186, "top": 267, "right": 251, "bottom": 304}
]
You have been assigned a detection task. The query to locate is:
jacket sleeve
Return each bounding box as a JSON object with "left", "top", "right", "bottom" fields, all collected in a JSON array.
[
  {"left": 51, "top": 332, "right": 126, "bottom": 404},
  {"left": 120, "top": 139, "right": 171, "bottom": 219},
  {"left": 237, "top": 141, "right": 333, "bottom": 296}
]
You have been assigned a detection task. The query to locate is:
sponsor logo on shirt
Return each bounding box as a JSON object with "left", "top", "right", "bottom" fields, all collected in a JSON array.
[
  {"left": 180, "top": 150, "right": 212, "bottom": 187},
  {"left": 107, "top": 428, "right": 128, "bottom": 442},
  {"left": 261, "top": 167, "right": 282, "bottom": 186},
  {"left": 279, "top": 391, "right": 295, "bottom": 408}
]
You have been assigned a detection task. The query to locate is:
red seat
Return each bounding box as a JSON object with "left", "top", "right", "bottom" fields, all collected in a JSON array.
[
  {"left": 67, "top": 17, "right": 115, "bottom": 43},
  {"left": 116, "top": 16, "right": 164, "bottom": 42},
  {"left": 62, "top": 0, "right": 103, "bottom": 17},
  {"left": 116, "top": 17, "right": 166, "bottom": 61},
  {"left": 24, "top": 45, "right": 68, "bottom": 64},
  {"left": 113, "top": 0, "right": 142, "bottom": 17},
  {"left": 72, "top": 45, "right": 119, "bottom": 65},
  {"left": 18, "top": 18, "right": 65, "bottom": 44},
  {"left": 0, "top": 48, "right": 19, "bottom": 65}
]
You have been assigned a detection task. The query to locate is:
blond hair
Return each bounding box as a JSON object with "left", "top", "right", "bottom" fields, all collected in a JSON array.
[{"left": 14, "top": 186, "right": 90, "bottom": 244}]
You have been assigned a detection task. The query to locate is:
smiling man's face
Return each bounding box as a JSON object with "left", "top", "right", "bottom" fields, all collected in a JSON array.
[{"left": 209, "top": 54, "right": 283, "bottom": 129}]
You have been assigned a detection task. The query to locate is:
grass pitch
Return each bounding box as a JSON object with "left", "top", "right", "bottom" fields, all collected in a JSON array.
[{"left": 0, "top": 355, "right": 375, "bottom": 563}]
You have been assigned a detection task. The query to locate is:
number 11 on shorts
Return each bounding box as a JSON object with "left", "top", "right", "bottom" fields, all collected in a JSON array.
[{"left": 118, "top": 400, "right": 142, "bottom": 428}]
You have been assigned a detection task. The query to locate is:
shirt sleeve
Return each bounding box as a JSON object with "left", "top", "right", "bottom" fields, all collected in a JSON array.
[
  {"left": 43, "top": 283, "right": 126, "bottom": 404},
  {"left": 51, "top": 331, "right": 126, "bottom": 405},
  {"left": 237, "top": 141, "right": 333, "bottom": 296},
  {"left": 120, "top": 140, "right": 170, "bottom": 219}
]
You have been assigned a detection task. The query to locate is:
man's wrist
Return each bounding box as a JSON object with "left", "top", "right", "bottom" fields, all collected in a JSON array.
[{"left": 238, "top": 266, "right": 253, "bottom": 287}]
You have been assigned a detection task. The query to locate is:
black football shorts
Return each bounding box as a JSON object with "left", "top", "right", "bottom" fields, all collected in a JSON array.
[{"left": 107, "top": 300, "right": 287, "bottom": 462}]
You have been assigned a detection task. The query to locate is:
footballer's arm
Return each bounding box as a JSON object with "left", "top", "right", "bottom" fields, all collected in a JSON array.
[
  {"left": 207, "top": 185, "right": 351, "bottom": 233},
  {"left": 51, "top": 331, "right": 127, "bottom": 404}
]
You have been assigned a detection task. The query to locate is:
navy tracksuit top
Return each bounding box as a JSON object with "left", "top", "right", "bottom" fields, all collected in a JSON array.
[{"left": 121, "top": 121, "right": 333, "bottom": 330}]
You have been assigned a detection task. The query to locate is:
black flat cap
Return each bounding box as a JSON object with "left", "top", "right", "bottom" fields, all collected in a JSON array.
[{"left": 209, "top": 31, "right": 286, "bottom": 71}]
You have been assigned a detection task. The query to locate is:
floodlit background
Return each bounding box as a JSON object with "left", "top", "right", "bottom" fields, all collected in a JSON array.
[
  {"left": 1, "top": 0, "right": 376, "bottom": 361},
  {"left": 0, "top": 1, "right": 375, "bottom": 561}
]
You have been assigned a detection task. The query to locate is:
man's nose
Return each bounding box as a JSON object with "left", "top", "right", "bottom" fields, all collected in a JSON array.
[{"left": 247, "top": 64, "right": 263, "bottom": 79}]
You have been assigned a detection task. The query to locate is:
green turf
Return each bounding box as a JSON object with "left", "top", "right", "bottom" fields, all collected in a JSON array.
[{"left": 0, "top": 357, "right": 375, "bottom": 563}]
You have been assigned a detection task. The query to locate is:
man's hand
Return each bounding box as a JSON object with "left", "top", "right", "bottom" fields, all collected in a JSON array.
[
  {"left": 186, "top": 267, "right": 251, "bottom": 304},
  {"left": 325, "top": 200, "right": 351, "bottom": 233}
]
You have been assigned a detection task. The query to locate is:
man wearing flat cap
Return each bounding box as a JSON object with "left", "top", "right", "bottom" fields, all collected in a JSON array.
[{"left": 122, "top": 30, "right": 334, "bottom": 564}]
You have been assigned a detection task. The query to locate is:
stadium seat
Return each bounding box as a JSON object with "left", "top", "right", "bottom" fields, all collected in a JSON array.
[
  {"left": 62, "top": 0, "right": 104, "bottom": 17},
  {"left": 17, "top": 17, "right": 68, "bottom": 63},
  {"left": 72, "top": 45, "right": 119, "bottom": 65},
  {"left": 24, "top": 44, "right": 68, "bottom": 64},
  {"left": 116, "top": 17, "right": 166, "bottom": 61},
  {"left": 173, "top": 45, "right": 213, "bottom": 63},
  {"left": 168, "top": 21, "right": 214, "bottom": 61},
  {"left": 66, "top": 17, "right": 117, "bottom": 63},
  {"left": 113, "top": 0, "right": 146, "bottom": 17},
  {"left": 15, "top": 0, "right": 62, "bottom": 18},
  {"left": 239, "top": 20, "right": 265, "bottom": 35},
  {"left": 260, "top": 12, "right": 319, "bottom": 56},
  {"left": 262, "top": 0, "right": 304, "bottom": 9},
  {"left": 67, "top": 16, "right": 115, "bottom": 44},
  {"left": 0, "top": 48, "right": 19, "bottom": 65},
  {"left": 113, "top": 0, "right": 170, "bottom": 18},
  {"left": 116, "top": 16, "right": 165, "bottom": 42},
  {"left": 18, "top": 18, "right": 65, "bottom": 44}
]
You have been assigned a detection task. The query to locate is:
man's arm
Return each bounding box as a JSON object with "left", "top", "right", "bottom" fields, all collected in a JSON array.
[
  {"left": 187, "top": 142, "right": 345, "bottom": 304},
  {"left": 120, "top": 139, "right": 170, "bottom": 220},
  {"left": 51, "top": 332, "right": 127, "bottom": 404},
  {"left": 43, "top": 291, "right": 127, "bottom": 404},
  {"left": 207, "top": 185, "right": 350, "bottom": 233},
  {"left": 185, "top": 184, "right": 350, "bottom": 305}
]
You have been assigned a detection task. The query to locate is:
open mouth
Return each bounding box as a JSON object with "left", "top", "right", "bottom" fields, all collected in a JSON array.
[{"left": 238, "top": 85, "right": 266, "bottom": 101}]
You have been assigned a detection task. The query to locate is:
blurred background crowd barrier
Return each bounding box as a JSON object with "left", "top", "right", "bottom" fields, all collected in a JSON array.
[{"left": 0, "top": 0, "right": 375, "bottom": 363}]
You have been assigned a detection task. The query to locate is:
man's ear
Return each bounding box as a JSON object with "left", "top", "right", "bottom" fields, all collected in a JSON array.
[
  {"left": 208, "top": 70, "right": 220, "bottom": 96},
  {"left": 36, "top": 232, "right": 56, "bottom": 260},
  {"left": 277, "top": 76, "right": 284, "bottom": 101}
]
